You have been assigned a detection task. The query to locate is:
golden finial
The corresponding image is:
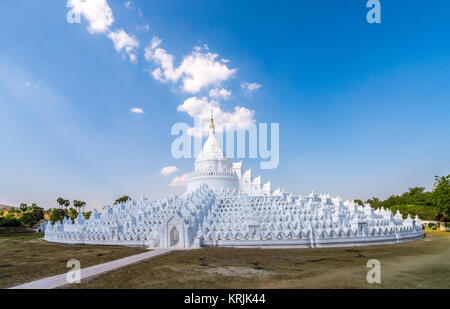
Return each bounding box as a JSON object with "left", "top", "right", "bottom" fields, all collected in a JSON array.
[{"left": 209, "top": 110, "right": 215, "bottom": 133}]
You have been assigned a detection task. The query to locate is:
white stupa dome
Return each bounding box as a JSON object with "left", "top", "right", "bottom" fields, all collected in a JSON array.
[
  {"left": 187, "top": 112, "right": 239, "bottom": 192},
  {"left": 195, "top": 132, "right": 227, "bottom": 162}
]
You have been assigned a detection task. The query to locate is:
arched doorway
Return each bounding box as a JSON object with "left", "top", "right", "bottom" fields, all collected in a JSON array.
[{"left": 169, "top": 226, "right": 180, "bottom": 247}]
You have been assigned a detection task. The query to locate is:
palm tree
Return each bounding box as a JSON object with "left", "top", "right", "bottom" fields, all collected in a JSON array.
[
  {"left": 73, "top": 200, "right": 80, "bottom": 213},
  {"left": 79, "top": 201, "right": 86, "bottom": 213},
  {"left": 57, "top": 197, "right": 64, "bottom": 209},
  {"left": 73, "top": 200, "right": 86, "bottom": 214},
  {"left": 19, "top": 203, "right": 28, "bottom": 212}
]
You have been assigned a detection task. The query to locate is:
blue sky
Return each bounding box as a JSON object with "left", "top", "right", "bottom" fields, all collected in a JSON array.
[{"left": 1, "top": 0, "right": 449, "bottom": 210}]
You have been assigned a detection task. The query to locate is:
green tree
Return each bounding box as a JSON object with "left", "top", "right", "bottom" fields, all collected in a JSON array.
[
  {"left": 11, "top": 208, "right": 21, "bottom": 214},
  {"left": 30, "top": 203, "right": 40, "bottom": 211},
  {"left": 68, "top": 208, "right": 78, "bottom": 221},
  {"left": 73, "top": 200, "right": 80, "bottom": 213},
  {"left": 365, "top": 197, "right": 383, "bottom": 209},
  {"left": 21, "top": 212, "right": 36, "bottom": 227},
  {"left": 433, "top": 175, "right": 450, "bottom": 220},
  {"left": 83, "top": 211, "right": 92, "bottom": 220},
  {"left": 19, "top": 203, "right": 28, "bottom": 212},
  {"left": 31, "top": 206, "right": 44, "bottom": 222},
  {"left": 114, "top": 195, "right": 131, "bottom": 204},
  {"left": 80, "top": 201, "right": 86, "bottom": 212},
  {"left": 354, "top": 199, "right": 364, "bottom": 206},
  {"left": 0, "top": 214, "right": 20, "bottom": 227},
  {"left": 57, "top": 197, "right": 64, "bottom": 209},
  {"left": 73, "top": 200, "right": 86, "bottom": 213},
  {"left": 49, "top": 208, "right": 66, "bottom": 224},
  {"left": 399, "top": 187, "right": 433, "bottom": 206}
]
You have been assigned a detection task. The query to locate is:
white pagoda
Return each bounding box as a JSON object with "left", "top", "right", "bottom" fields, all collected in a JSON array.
[{"left": 45, "top": 115, "right": 424, "bottom": 248}]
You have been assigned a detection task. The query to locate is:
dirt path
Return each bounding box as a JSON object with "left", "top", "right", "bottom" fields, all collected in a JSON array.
[{"left": 10, "top": 249, "right": 173, "bottom": 289}]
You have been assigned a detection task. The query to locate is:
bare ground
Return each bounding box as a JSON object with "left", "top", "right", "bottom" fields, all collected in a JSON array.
[
  {"left": 64, "top": 231, "right": 450, "bottom": 289},
  {"left": 0, "top": 233, "right": 148, "bottom": 288}
]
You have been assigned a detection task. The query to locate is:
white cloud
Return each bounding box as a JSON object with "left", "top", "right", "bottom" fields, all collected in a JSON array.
[
  {"left": 145, "top": 40, "right": 178, "bottom": 82},
  {"left": 179, "top": 50, "right": 236, "bottom": 93},
  {"left": 160, "top": 166, "right": 179, "bottom": 176},
  {"left": 169, "top": 173, "right": 190, "bottom": 187},
  {"left": 108, "top": 29, "right": 139, "bottom": 63},
  {"left": 209, "top": 88, "right": 231, "bottom": 100},
  {"left": 129, "top": 53, "right": 137, "bottom": 63},
  {"left": 68, "top": 0, "right": 114, "bottom": 34},
  {"left": 124, "top": 1, "right": 133, "bottom": 9},
  {"left": 145, "top": 40, "right": 236, "bottom": 93},
  {"left": 241, "top": 82, "right": 262, "bottom": 94},
  {"left": 68, "top": 0, "right": 139, "bottom": 63},
  {"left": 177, "top": 96, "right": 255, "bottom": 137},
  {"left": 130, "top": 107, "right": 144, "bottom": 114},
  {"left": 150, "top": 68, "right": 163, "bottom": 81},
  {"left": 149, "top": 36, "right": 162, "bottom": 49}
]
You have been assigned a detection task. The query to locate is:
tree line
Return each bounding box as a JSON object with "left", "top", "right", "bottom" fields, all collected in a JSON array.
[
  {"left": 0, "top": 198, "right": 91, "bottom": 228},
  {"left": 0, "top": 195, "right": 132, "bottom": 229},
  {"left": 49, "top": 197, "right": 90, "bottom": 224},
  {"left": 354, "top": 175, "right": 450, "bottom": 221},
  {"left": 0, "top": 203, "right": 45, "bottom": 228}
]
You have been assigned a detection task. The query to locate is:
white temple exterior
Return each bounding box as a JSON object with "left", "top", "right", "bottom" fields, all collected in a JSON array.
[
  {"left": 45, "top": 115, "right": 424, "bottom": 248},
  {"left": 186, "top": 115, "right": 272, "bottom": 195}
]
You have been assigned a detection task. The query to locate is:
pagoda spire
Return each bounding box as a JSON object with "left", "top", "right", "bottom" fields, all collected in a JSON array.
[{"left": 209, "top": 110, "right": 215, "bottom": 134}]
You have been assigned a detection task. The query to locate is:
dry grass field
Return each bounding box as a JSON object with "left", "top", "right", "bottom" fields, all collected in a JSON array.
[
  {"left": 0, "top": 233, "right": 147, "bottom": 288},
  {"left": 2, "top": 231, "right": 448, "bottom": 289},
  {"left": 64, "top": 231, "right": 450, "bottom": 289}
]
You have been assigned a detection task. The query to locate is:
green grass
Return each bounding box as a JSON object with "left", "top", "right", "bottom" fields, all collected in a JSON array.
[
  {"left": 0, "top": 233, "right": 148, "bottom": 288},
  {"left": 65, "top": 231, "right": 450, "bottom": 289}
]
